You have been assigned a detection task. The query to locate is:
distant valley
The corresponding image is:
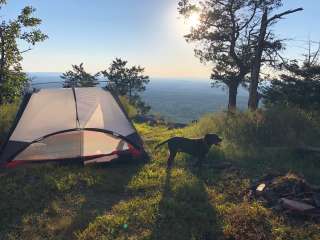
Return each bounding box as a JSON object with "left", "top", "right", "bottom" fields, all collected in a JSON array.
[{"left": 29, "top": 73, "right": 248, "bottom": 123}]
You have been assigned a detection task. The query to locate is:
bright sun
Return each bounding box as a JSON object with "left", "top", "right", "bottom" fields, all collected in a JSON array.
[{"left": 187, "top": 12, "right": 200, "bottom": 28}]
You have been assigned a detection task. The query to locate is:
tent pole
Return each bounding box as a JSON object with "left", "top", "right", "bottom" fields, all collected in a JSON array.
[{"left": 71, "top": 87, "right": 83, "bottom": 164}]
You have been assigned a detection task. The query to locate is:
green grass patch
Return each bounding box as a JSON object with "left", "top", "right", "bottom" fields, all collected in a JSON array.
[{"left": 0, "top": 108, "right": 320, "bottom": 239}]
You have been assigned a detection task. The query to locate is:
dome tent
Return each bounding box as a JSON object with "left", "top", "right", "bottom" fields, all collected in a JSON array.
[{"left": 0, "top": 87, "right": 145, "bottom": 168}]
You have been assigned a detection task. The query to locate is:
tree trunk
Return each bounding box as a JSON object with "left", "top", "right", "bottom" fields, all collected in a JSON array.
[
  {"left": 0, "top": 27, "right": 5, "bottom": 86},
  {"left": 248, "top": 8, "right": 268, "bottom": 111},
  {"left": 228, "top": 82, "right": 238, "bottom": 111}
]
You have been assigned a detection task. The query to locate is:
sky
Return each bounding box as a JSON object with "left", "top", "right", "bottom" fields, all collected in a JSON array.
[{"left": 1, "top": 0, "right": 320, "bottom": 79}]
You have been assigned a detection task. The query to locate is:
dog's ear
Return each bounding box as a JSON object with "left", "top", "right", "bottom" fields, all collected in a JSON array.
[{"left": 204, "top": 133, "right": 222, "bottom": 145}]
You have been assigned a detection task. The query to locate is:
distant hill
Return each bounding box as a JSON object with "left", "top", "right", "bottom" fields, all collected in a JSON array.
[{"left": 28, "top": 73, "right": 248, "bottom": 123}]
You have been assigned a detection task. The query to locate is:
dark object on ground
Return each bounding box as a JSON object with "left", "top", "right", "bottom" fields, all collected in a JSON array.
[
  {"left": 133, "top": 115, "right": 187, "bottom": 129},
  {"left": 248, "top": 173, "right": 320, "bottom": 220},
  {"left": 296, "top": 146, "right": 320, "bottom": 155},
  {"left": 155, "top": 134, "right": 222, "bottom": 168},
  {"left": 313, "top": 193, "right": 320, "bottom": 208}
]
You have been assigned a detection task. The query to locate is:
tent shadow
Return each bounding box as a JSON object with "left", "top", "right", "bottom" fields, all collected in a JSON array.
[
  {"left": 150, "top": 165, "right": 223, "bottom": 240},
  {"left": 0, "top": 158, "right": 146, "bottom": 239},
  {"left": 63, "top": 158, "right": 147, "bottom": 238}
]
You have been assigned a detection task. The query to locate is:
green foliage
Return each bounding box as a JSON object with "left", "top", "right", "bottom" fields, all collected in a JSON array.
[
  {"left": 102, "top": 58, "right": 150, "bottom": 97},
  {"left": 102, "top": 58, "right": 150, "bottom": 114},
  {"left": 0, "top": 4, "right": 48, "bottom": 71},
  {"left": 178, "top": 0, "right": 255, "bottom": 110},
  {"left": 61, "top": 63, "right": 99, "bottom": 88},
  {"left": 0, "top": 71, "right": 29, "bottom": 104},
  {"left": 128, "top": 94, "right": 151, "bottom": 115},
  {"left": 178, "top": 0, "right": 254, "bottom": 81},
  {"left": 119, "top": 96, "right": 138, "bottom": 118},
  {"left": 0, "top": 101, "right": 18, "bottom": 144},
  {"left": 0, "top": 2, "right": 47, "bottom": 103},
  {"left": 263, "top": 58, "right": 320, "bottom": 110},
  {"left": 188, "top": 107, "right": 319, "bottom": 149}
]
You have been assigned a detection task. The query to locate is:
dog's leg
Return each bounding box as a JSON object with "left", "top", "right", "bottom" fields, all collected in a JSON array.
[
  {"left": 194, "top": 154, "right": 206, "bottom": 168},
  {"left": 167, "top": 150, "right": 177, "bottom": 168}
]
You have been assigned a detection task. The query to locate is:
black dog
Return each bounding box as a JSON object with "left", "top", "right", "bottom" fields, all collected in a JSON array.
[{"left": 155, "top": 134, "right": 222, "bottom": 168}]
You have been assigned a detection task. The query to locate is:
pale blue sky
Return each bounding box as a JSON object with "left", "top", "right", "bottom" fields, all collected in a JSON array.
[{"left": 1, "top": 0, "right": 320, "bottom": 78}]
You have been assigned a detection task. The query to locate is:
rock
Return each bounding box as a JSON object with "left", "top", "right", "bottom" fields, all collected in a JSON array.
[
  {"left": 313, "top": 193, "right": 320, "bottom": 208},
  {"left": 248, "top": 173, "right": 320, "bottom": 220},
  {"left": 256, "top": 183, "right": 266, "bottom": 192},
  {"left": 280, "top": 198, "right": 316, "bottom": 212}
]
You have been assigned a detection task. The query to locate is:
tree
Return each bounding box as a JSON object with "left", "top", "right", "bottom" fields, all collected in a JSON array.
[
  {"left": 102, "top": 58, "right": 150, "bottom": 114},
  {"left": 178, "top": 0, "right": 259, "bottom": 111},
  {"left": 61, "top": 63, "right": 99, "bottom": 88},
  {"left": 263, "top": 44, "right": 320, "bottom": 110},
  {"left": 102, "top": 58, "right": 150, "bottom": 97},
  {"left": 0, "top": 70, "right": 28, "bottom": 103},
  {"left": 248, "top": 0, "right": 303, "bottom": 110},
  {"left": 0, "top": 2, "right": 47, "bottom": 103}
]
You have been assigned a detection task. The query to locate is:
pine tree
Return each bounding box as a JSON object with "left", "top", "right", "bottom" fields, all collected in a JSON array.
[{"left": 61, "top": 63, "right": 99, "bottom": 88}]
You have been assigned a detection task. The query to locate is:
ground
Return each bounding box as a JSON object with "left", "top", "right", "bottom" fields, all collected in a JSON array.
[{"left": 0, "top": 123, "right": 319, "bottom": 240}]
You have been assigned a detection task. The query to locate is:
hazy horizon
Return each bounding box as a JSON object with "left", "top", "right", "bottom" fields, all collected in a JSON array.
[{"left": 29, "top": 72, "right": 249, "bottom": 123}]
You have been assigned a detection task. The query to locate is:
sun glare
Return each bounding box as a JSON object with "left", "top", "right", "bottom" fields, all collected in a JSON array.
[{"left": 187, "top": 12, "right": 200, "bottom": 28}]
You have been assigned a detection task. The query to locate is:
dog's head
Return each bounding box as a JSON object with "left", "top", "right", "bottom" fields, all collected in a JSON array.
[{"left": 204, "top": 134, "right": 222, "bottom": 146}]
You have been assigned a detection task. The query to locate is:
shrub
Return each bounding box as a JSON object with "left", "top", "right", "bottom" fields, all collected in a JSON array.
[
  {"left": 119, "top": 96, "right": 138, "bottom": 118},
  {"left": 189, "top": 106, "right": 320, "bottom": 149},
  {"left": 0, "top": 102, "right": 19, "bottom": 145}
]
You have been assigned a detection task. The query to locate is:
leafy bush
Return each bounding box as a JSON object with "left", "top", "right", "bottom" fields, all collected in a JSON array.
[
  {"left": 188, "top": 106, "right": 320, "bottom": 149},
  {"left": 0, "top": 71, "right": 29, "bottom": 104},
  {"left": 0, "top": 102, "right": 19, "bottom": 145},
  {"left": 119, "top": 96, "right": 138, "bottom": 118},
  {"left": 262, "top": 56, "right": 320, "bottom": 111}
]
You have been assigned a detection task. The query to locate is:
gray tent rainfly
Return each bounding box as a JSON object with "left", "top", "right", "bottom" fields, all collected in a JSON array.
[{"left": 0, "top": 87, "right": 145, "bottom": 168}]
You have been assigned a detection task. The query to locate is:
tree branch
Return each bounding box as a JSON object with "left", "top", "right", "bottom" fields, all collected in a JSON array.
[
  {"left": 239, "top": 4, "right": 257, "bottom": 31},
  {"left": 267, "top": 8, "right": 303, "bottom": 24},
  {"left": 19, "top": 48, "right": 32, "bottom": 54}
]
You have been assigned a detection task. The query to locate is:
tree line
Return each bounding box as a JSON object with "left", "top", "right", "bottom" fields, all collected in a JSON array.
[
  {"left": 61, "top": 59, "right": 151, "bottom": 114},
  {"left": 178, "top": 0, "right": 317, "bottom": 111}
]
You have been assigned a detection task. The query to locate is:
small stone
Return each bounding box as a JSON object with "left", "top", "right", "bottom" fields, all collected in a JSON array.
[{"left": 256, "top": 183, "right": 266, "bottom": 192}]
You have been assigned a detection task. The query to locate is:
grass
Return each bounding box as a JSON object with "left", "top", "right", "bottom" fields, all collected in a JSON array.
[{"left": 0, "top": 119, "right": 320, "bottom": 239}]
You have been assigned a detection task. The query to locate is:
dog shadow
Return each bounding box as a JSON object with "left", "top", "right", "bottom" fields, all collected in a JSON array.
[{"left": 150, "top": 162, "right": 223, "bottom": 240}]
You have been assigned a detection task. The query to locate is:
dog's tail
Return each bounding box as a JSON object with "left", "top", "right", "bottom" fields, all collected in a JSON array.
[{"left": 154, "top": 139, "right": 170, "bottom": 150}]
